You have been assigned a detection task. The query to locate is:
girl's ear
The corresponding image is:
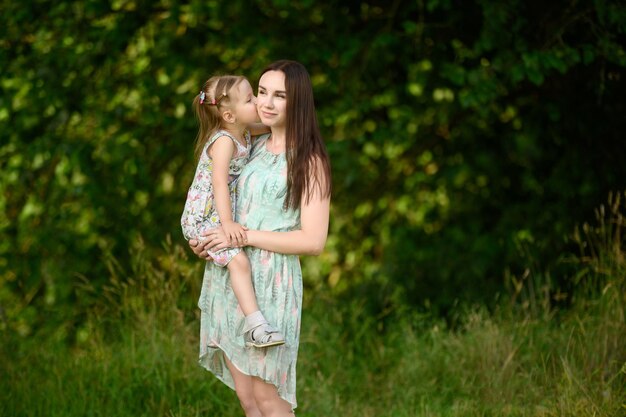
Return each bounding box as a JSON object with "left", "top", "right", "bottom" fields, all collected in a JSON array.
[{"left": 221, "top": 110, "right": 236, "bottom": 124}]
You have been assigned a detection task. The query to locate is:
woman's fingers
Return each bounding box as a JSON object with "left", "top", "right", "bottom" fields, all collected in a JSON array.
[
  {"left": 202, "top": 228, "right": 218, "bottom": 246},
  {"left": 189, "top": 239, "right": 206, "bottom": 257},
  {"left": 201, "top": 228, "right": 218, "bottom": 246},
  {"left": 207, "top": 231, "right": 228, "bottom": 251}
]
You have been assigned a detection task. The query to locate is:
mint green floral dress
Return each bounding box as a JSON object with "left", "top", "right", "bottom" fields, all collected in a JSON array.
[{"left": 198, "top": 134, "right": 302, "bottom": 409}]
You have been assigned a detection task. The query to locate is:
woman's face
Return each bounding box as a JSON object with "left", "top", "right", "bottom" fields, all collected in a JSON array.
[{"left": 257, "top": 70, "right": 287, "bottom": 129}]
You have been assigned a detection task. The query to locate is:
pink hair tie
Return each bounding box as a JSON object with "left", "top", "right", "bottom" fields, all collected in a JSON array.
[{"left": 208, "top": 93, "right": 227, "bottom": 106}]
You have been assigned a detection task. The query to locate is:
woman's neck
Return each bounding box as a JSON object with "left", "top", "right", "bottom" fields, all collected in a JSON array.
[{"left": 269, "top": 128, "right": 286, "bottom": 147}]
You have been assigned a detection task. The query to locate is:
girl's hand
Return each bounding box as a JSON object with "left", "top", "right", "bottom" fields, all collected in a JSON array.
[
  {"left": 201, "top": 227, "right": 239, "bottom": 251},
  {"left": 221, "top": 221, "right": 248, "bottom": 247}
]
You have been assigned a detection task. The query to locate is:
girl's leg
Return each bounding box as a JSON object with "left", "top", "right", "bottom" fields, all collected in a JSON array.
[
  {"left": 227, "top": 252, "right": 285, "bottom": 348},
  {"left": 252, "top": 377, "right": 294, "bottom": 417},
  {"left": 227, "top": 252, "right": 258, "bottom": 316},
  {"left": 223, "top": 356, "right": 262, "bottom": 417}
]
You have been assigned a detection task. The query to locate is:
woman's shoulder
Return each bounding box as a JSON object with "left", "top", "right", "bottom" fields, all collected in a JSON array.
[{"left": 253, "top": 133, "right": 271, "bottom": 143}]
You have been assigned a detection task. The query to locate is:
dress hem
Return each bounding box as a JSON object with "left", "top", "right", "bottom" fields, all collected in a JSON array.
[{"left": 198, "top": 343, "right": 298, "bottom": 410}]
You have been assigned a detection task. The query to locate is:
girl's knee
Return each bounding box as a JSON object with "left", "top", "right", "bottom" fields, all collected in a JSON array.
[{"left": 229, "top": 252, "right": 251, "bottom": 274}]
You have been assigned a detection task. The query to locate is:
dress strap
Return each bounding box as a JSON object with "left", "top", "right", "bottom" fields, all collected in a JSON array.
[
  {"left": 206, "top": 129, "right": 241, "bottom": 150},
  {"left": 256, "top": 133, "right": 271, "bottom": 144},
  {"left": 250, "top": 133, "right": 271, "bottom": 159}
]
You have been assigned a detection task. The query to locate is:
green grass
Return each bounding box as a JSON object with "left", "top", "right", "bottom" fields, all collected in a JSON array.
[
  {"left": 3, "top": 275, "right": 623, "bottom": 416},
  {"left": 2, "top": 201, "right": 625, "bottom": 416}
]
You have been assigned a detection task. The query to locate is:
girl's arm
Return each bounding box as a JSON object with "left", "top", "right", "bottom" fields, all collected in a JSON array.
[
  {"left": 248, "top": 123, "right": 270, "bottom": 137},
  {"left": 210, "top": 136, "right": 247, "bottom": 246}
]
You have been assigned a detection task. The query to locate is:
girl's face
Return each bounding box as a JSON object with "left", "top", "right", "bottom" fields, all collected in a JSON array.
[
  {"left": 257, "top": 70, "right": 287, "bottom": 129},
  {"left": 231, "top": 79, "right": 259, "bottom": 125}
]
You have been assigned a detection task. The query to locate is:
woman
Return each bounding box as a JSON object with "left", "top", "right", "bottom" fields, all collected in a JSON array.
[{"left": 188, "top": 60, "right": 332, "bottom": 416}]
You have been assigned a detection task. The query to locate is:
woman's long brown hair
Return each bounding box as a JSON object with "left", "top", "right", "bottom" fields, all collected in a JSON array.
[{"left": 260, "top": 60, "right": 332, "bottom": 210}]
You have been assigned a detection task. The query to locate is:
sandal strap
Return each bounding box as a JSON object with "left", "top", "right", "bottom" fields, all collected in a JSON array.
[
  {"left": 242, "top": 318, "right": 269, "bottom": 334},
  {"left": 251, "top": 324, "right": 282, "bottom": 343}
]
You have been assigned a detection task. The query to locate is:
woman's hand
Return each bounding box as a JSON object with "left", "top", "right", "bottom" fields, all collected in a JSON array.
[
  {"left": 188, "top": 238, "right": 211, "bottom": 260},
  {"left": 189, "top": 226, "right": 247, "bottom": 259},
  {"left": 202, "top": 226, "right": 246, "bottom": 251}
]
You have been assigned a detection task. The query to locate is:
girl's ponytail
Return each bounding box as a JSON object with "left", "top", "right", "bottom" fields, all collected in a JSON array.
[{"left": 192, "top": 75, "right": 246, "bottom": 161}]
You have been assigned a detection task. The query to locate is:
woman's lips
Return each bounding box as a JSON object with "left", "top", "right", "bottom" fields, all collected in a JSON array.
[{"left": 261, "top": 111, "right": 276, "bottom": 118}]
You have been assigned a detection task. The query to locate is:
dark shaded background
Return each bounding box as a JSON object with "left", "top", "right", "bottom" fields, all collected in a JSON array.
[{"left": 2, "top": 0, "right": 625, "bottom": 335}]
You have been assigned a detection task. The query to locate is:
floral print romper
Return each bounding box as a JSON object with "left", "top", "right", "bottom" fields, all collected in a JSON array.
[{"left": 181, "top": 129, "right": 251, "bottom": 266}]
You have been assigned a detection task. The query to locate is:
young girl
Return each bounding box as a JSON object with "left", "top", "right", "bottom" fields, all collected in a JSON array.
[{"left": 181, "top": 74, "right": 285, "bottom": 348}]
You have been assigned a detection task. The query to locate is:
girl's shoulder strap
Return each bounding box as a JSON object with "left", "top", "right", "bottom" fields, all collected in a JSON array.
[{"left": 206, "top": 129, "right": 238, "bottom": 148}]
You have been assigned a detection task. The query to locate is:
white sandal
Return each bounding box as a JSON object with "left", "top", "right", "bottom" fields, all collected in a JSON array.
[{"left": 243, "top": 321, "right": 285, "bottom": 348}]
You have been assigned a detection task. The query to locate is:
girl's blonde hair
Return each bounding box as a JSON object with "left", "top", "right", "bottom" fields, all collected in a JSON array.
[{"left": 192, "top": 75, "right": 247, "bottom": 160}]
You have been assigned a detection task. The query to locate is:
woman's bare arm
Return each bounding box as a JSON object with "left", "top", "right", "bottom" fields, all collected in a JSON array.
[
  {"left": 202, "top": 159, "right": 330, "bottom": 256},
  {"left": 245, "top": 192, "right": 330, "bottom": 255}
]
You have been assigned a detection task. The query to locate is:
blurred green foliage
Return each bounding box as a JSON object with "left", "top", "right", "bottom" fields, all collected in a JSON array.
[{"left": 1, "top": 0, "right": 626, "bottom": 335}]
